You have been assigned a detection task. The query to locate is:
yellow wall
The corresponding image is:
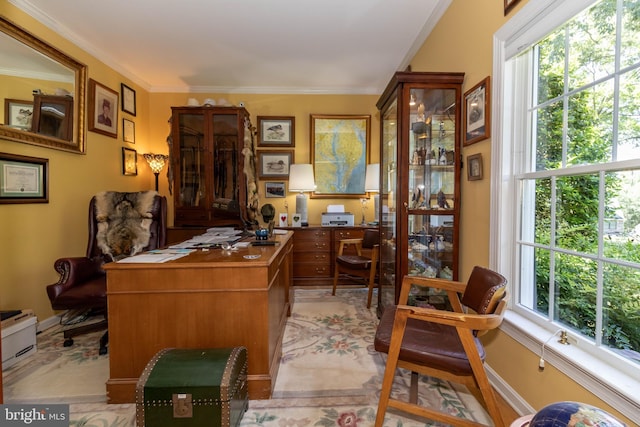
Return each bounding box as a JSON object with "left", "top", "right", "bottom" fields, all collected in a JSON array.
[
  {"left": 0, "top": 2, "right": 159, "bottom": 320},
  {"left": 0, "top": 0, "right": 631, "bottom": 423}
]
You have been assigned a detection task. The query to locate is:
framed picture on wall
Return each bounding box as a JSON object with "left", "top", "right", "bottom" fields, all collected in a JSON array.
[
  {"left": 121, "top": 83, "right": 136, "bottom": 116},
  {"left": 310, "top": 114, "right": 370, "bottom": 198},
  {"left": 257, "top": 116, "right": 295, "bottom": 147},
  {"left": 258, "top": 150, "right": 294, "bottom": 179},
  {"left": 123, "top": 118, "right": 135, "bottom": 143},
  {"left": 0, "top": 152, "right": 49, "bottom": 204},
  {"left": 467, "top": 153, "right": 483, "bottom": 181},
  {"left": 122, "top": 147, "right": 137, "bottom": 176},
  {"left": 88, "top": 79, "right": 119, "bottom": 138},
  {"left": 265, "top": 181, "right": 286, "bottom": 198},
  {"left": 463, "top": 76, "right": 491, "bottom": 146},
  {"left": 504, "top": 0, "right": 523, "bottom": 15}
]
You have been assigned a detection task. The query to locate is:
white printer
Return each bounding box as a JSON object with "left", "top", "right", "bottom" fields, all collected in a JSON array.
[{"left": 321, "top": 205, "right": 355, "bottom": 227}]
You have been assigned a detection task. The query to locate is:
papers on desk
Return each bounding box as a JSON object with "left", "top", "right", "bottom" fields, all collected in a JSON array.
[
  {"left": 117, "top": 248, "right": 194, "bottom": 263},
  {"left": 169, "top": 227, "right": 246, "bottom": 249}
]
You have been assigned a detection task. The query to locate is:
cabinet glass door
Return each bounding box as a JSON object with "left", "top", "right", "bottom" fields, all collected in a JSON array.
[
  {"left": 406, "top": 88, "right": 457, "bottom": 280},
  {"left": 380, "top": 95, "right": 398, "bottom": 311},
  {"left": 211, "top": 114, "right": 240, "bottom": 213},
  {"left": 176, "top": 113, "right": 205, "bottom": 208}
]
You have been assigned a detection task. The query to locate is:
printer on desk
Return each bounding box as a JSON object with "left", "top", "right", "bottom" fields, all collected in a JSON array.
[{"left": 321, "top": 205, "right": 355, "bottom": 227}]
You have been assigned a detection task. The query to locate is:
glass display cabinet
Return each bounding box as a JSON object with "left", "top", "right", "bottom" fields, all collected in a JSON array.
[
  {"left": 170, "top": 106, "right": 255, "bottom": 228},
  {"left": 376, "top": 72, "right": 464, "bottom": 314}
]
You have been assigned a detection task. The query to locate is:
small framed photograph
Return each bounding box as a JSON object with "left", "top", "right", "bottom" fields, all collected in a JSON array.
[
  {"left": 258, "top": 150, "right": 294, "bottom": 179},
  {"left": 121, "top": 83, "right": 136, "bottom": 116},
  {"left": 0, "top": 152, "right": 48, "bottom": 204},
  {"left": 123, "top": 118, "right": 135, "bottom": 143},
  {"left": 4, "top": 99, "right": 33, "bottom": 131},
  {"left": 504, "top": 0, "right": 523, "bottom": 15},
  {"left": 122, "top": 147, "right": 137, "bottom": 176},
  {"left": 88, "top": 79, "right": 119, "bottom": 138},
  {"left": 463, "top": 76, "right": 491, "bottom": 146},
  {"left": 265, "top": 181, "right": 286, "bottom": 198},
  {"left": 257, "top": 116, "right": 295, "bottom": 147},
  {"left": 467, "top": 153, "right": 483, "bottom": 181}
]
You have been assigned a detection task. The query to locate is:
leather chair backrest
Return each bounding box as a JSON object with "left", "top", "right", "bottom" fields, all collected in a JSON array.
[
  {"left": 86, "top": 192, "right": 167, "bottom": 259},
  {"left": 362, "top": 228, "right": 380, "bottom": 250},
  {"left": 460, "top": 266, "right": 507, "bottom": 315}
]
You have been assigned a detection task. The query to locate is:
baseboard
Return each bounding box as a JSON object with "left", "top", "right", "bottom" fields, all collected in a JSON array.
[
  {"left": 487, "top": 364, "right": 535, "bottom": 417},
  {"left": 37, "top": 314, "right": 62, "bottom": 333}
]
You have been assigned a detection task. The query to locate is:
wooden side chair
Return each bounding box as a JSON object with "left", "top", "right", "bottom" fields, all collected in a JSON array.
[
  {"left": 374, "top": 267, "right": 508, "bottom": 427},
  {"left": 332, "top": 228, "right": 380, "bottom": 308}
]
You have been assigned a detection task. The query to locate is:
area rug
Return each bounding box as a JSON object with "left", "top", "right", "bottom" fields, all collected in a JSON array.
[
  {"left": 2, "top": 323, "right": 109, "bottom": 404},
  {"left": 2, "top": 288, "right": 491, "bottom": 426}
]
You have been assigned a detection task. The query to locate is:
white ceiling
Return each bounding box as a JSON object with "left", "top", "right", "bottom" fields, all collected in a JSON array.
[{"left": 10, "top": 0, "right": 451, "bottom": 94}]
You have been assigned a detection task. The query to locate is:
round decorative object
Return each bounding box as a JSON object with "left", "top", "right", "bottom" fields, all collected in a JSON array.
[
  {"left": 255, "top": 228, "right": 269, "bottom": 240},
  {"left": 529, "top": 401, "right": 625, "bottom": 427}
]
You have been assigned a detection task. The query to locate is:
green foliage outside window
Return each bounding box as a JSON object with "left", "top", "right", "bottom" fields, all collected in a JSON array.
[{"left": 528, "top": 0, "right": 640, "bottom": 360}]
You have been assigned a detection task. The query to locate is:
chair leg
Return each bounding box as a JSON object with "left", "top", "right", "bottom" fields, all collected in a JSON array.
[
  {"left": 99, "top": 331, "right": 108, "bottom": 355},
  {"left": 461, "top": 331, "right": 506, "bottom": 427},
  {"left": 375, "top": 311, "right": 409, "bottom": 427},
  {"left": 367, "top": 268, "right": 376, "bottom": 308},
  {"left": 332, "top": 266, "right": 339, "bottom": 296},
  {"left": 409, "top": 371, "right": 419, "bottom": 403}
]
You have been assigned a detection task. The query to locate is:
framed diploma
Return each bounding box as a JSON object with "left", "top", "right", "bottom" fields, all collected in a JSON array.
[{"left": 0, "top": 153, "right": 49, "bottom": 203}]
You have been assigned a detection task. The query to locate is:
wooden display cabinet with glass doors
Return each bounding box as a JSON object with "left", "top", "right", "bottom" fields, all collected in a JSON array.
[
  {"left": 376, "top": 72, "right": 464, "bottom": 315},
  {"left": 170, "top": 106, "right": 254, "bottom": 228}
]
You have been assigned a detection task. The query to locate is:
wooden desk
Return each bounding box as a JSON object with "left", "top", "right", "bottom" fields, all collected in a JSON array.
[{"left": 104, "top": 231, "right": 293, "bottom": 403}]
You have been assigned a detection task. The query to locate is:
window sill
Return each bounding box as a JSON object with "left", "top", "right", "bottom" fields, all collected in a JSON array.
[{"left": 499, "top": 310, "right": 640, "bottom": 424}]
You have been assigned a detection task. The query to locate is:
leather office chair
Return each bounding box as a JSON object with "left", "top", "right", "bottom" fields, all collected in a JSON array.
[
  {"left": 332, "top": 228, "right": 380, "bottom": 308},
  {"left": 46, "top": 191, "right": 167, "bottom": 355},
  {"left": 374, "top": 267, "right": 508, "bottom": 427}
]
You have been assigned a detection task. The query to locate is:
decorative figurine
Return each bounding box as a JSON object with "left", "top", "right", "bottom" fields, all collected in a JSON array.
[{"left": 437, "top": 190, "right": 450, "bottom": 209}]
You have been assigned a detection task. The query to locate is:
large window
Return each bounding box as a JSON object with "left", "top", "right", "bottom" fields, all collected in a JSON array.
[{"left": 495, "top": 0, "right": 640, "bottom": 419}]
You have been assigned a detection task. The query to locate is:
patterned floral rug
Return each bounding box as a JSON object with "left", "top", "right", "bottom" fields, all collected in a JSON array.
[{"left": 2, "top": 288, "right": 491, "bottom": 426}]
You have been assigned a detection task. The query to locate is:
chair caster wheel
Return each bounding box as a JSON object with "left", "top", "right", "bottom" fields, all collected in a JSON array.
[
  {"left": 99, "top": 346, "right": 108, "bottom": 355},
  {"left": 63, "top": 338, "right": 74, "bottom": 347}
]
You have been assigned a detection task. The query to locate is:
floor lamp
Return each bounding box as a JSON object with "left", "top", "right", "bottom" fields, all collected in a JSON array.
[
  {"left": 143, "top": 153, "right": 169, "bottom": 191},
  {"left": 288, "top": 164, "right": 315, "bottom": 227},
  {"left": 365, "top": 163, "right": 380, "bottom": 224}
]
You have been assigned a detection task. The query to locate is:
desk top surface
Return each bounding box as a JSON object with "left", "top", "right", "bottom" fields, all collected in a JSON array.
[{"left": 104, "top": 230, "right": 293, "bottom": 270}]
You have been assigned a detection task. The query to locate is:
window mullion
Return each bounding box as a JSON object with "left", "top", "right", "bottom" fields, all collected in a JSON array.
[{"left": 549, "top": 176, "right": 557, "bottom": 322}]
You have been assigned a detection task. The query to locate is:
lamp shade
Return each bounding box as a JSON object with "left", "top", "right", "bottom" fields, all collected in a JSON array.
[
  {"left": 365, "top": 163, "right": 380, "bottom": 192},
  {"left": 143, "top": 153, "right": 169, "bottom": 174},
  {"left": 289, "top": 164, "right": 316, "bottom": 192}
]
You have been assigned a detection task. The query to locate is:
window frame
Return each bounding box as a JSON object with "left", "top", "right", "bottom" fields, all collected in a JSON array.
[{"left": 491, "top": 0, "right": 640, "bottom": 421}]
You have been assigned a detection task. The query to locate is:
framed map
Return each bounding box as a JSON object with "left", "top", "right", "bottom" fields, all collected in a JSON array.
[{"left": 310, "top": 114, "right": 370, "bottom": 198}]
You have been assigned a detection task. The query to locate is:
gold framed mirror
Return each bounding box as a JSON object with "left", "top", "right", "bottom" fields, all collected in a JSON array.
[{"left": 0, "top": 17, "right": 86, "bottom": 154}]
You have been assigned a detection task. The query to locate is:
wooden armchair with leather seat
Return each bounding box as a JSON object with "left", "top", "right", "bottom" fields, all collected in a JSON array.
[
  {"left": 46, "top": 191, "right": 167, "bottom": 355},
  {"left": 332, "top": 228, "right": 380, "bottom": 308},
  {"left": 374, "top": 266, "right": 508, "bottom": 427}
]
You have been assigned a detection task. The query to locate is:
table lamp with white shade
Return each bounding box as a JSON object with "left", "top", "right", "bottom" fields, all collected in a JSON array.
[
  {"left": 288, "top": 164, "right": 315, "bottom": 226},
  {"left": 365, "top": 163, "right": 380, "bottom": 224}
]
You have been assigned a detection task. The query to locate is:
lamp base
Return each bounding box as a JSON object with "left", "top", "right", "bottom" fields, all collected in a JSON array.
[{"left": 296, "top": 192, "right": 309, "bottom": 227}]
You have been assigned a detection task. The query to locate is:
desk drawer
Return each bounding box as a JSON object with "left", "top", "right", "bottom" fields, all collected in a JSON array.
[{"left": 294, "top": 263, "right": 331, "bottom": 278}]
